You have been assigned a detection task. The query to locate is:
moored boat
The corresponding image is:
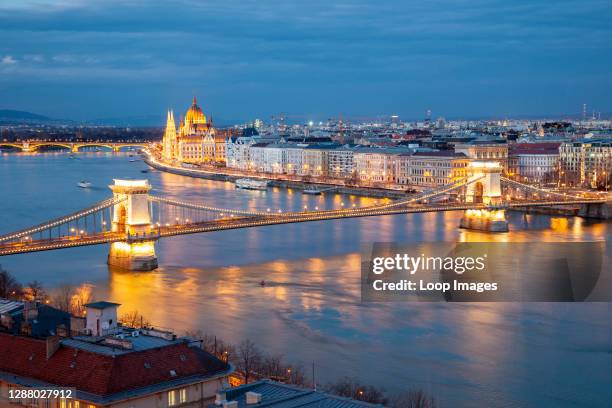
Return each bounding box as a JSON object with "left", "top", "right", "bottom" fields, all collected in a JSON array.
[{"left": 235, "top": 178, "right": 269, "bottom": 191}]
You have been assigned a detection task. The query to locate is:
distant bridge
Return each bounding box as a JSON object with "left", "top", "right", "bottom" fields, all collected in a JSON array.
[
  {"left": 0, "top": 162, "right": 607, "bottom": 270},
  {"left": 0, "top": 141, "right": 147, "bottom": 153}
]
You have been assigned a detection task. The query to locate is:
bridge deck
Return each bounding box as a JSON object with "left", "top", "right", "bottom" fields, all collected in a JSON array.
[{"left": 0, "top": 199, "right": 605, "bottom": 256}]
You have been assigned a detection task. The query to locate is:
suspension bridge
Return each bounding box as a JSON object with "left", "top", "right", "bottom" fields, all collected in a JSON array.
[
  {"left": 0, "top": 162, "right": 607, "bottom": 270},
  {"left": 0, "top": 141, "right": 146, "bottom": 153}
]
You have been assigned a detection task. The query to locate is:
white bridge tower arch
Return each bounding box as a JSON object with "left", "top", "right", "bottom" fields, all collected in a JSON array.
[{"left": 465, "top": 162, "right": 502, "bottom": 205}]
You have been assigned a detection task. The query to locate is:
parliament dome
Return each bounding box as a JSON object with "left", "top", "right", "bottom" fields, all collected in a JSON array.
[{"left": 185, "top": 96, "right": 207, "bottom": 124}]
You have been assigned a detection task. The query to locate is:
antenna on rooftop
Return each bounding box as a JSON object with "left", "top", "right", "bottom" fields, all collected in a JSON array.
[{"left": 312, "top": 361, "right": 316, "bottom": 391}]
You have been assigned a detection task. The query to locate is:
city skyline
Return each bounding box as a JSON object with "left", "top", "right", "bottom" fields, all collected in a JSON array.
[{"left": 0, "top": 0, "right": 611, "bottom": 122}]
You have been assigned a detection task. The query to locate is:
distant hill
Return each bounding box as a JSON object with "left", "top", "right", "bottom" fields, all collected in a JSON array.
[
  {"left": 0, "top": 109, "right": 79, "bottom": 126},
  {"left": 0, "top": 109, "right": 55, "bottom": 124}
]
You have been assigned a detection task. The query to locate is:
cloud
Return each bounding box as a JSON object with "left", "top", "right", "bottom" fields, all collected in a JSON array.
[{"left": 0, "top": 0, "right": 610, "bottom": 120}]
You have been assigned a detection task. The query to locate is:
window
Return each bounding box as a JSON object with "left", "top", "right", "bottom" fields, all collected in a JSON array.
[
  {"left": 168, "top": 390, "right": 178, "bottom": 407},
  {"left": 179, "top": 388, "right": 187, "bottom": 404}
]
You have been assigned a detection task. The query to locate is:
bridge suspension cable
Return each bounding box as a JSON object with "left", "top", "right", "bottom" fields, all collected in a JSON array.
[
  {"left": 0, "top": 197, "right": 124, "bottom": 243},
  {"left": 375, "top": 175, "right": 483, "bottom": 210},
  {"left": 147, "top": 195, "right": 272, "bottom": 216},
  {"left": 499, "top": 177, "right": 597, "bottom": 201}
]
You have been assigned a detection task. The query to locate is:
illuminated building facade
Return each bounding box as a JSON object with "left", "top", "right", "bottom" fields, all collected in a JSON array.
[
  {"left": 395, "top": 151, "right": 470, "bottom": 188},
  {"left": 353, "top": 148, "right": 398, "bottom": 184},
  {"left": 162, "top": 97, "right": 226, "bottom": 164},
  {"left": 455, "top": 141, "right": 508, "bottom": 172},
  {"left": 560, "top": 139, "right": 612, "bottom": 187}
]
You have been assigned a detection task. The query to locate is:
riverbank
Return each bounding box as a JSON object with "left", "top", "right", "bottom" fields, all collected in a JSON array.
[{"left": 144, "top": 154, "right": 409, "bottom": 199}]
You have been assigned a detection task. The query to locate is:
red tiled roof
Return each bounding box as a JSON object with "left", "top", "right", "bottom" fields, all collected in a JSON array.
[{"left": 0, "top": 333, "right": 228, "bottom": 396}]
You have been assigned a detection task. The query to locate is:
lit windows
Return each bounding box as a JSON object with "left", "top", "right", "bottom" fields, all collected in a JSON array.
[
  {"left": 179, "top": 388, "right": 187, "bottom": 404},
  {"left": 168, "top": 390, "right": 178, "bottom": 407}
]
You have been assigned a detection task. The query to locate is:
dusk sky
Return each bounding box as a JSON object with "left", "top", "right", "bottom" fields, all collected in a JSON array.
[{"left": 0, "top": 0, "right": 610, "bottom": 123}]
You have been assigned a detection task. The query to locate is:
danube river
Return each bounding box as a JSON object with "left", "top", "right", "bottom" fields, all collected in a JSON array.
[{"left": 1, "top": 152, "right": 611, "bottom": 408}]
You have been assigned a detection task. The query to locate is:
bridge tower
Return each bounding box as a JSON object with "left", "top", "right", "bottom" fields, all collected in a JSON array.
[
  {"left": 107, "top": 179, "right": 158, "bottom": 271},
  {"left": 461, "top": 162, "right": 508, "bottom": 232},
  {"left": 465, "top": 162, "right": 502, "bottom": 205},
  {"left": 22, "top": 141, "right": 34, "bottom": 153}
]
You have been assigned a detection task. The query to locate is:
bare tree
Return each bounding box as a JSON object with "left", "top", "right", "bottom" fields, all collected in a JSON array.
[
  {"left": 325, "top": 377, "right": 387, "bottom": 405},
  {"left": 389, "top": 390, "right": 438, "bottom": 408},
  {"left": 285, "top": 364, "right": 307, "bottom": 386},
  {"left": 236, "top": 339, "right": 261, "bottom": 384},
  {"left": 0, "top": 266, "right": 22, "bottom": 299},
  {"left": 258, "top": 353, "right": 284, "bottom": 379},
  {"left": 52, "top": 284, "right": 73, "bottom": 312},
  {"left": 50, "top": 284, "right": 92, "bottom": 316},
  {"left": 119, "top": 310, "right": 151, "bottom": 328},
  {"left": 24, "top": 280, "right": 46, "bottom": 301},
  {"left": 184, "top": 330, "right": 236, "bottom": 363}
]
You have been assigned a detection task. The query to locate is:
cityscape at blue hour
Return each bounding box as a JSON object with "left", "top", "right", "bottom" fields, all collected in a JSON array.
[{"left": 0, "top": 1, "right": 611, "bottom": 408}]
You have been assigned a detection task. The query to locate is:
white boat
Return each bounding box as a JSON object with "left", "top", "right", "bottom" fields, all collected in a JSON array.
[
  {"left": 303, "top": 188, "right": 322, "bottom": 195},
  {"left": 235, "top": 178, "right": 269, "bottom": 191},
  {"left": 78, "top": 181, "right": 92, "bottom": 188}
]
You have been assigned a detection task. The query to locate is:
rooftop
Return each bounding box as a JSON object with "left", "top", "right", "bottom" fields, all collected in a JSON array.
[
  {"left": 84, "top": 301, "right": 121, "bottom": 310},
  {"left": 0, "top": 331, "right": 231, "bottom": 400},
  {"left": 412, "top": 151, "right": 467, "bottom": 157},
  {"left": 0, "top": 298, "right": 22, "bottom": 315},
  {"left": 216, "top": 380, "right": 385, "bottom": 408}
]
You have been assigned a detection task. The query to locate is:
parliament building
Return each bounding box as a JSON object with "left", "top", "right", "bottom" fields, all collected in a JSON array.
[{"left": 162, "top": 96, "right": 226, "bottom": 164}]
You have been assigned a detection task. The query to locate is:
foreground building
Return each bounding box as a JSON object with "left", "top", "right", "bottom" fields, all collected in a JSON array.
[
  {"left": 162, "top": 97, "right": 226, "bottom": 164},
  {"left": 0, "top": 301, "right": 232, "bottom": 408},
  {"left": 213, "top": 379, "right": 385, "bottom": 408}
]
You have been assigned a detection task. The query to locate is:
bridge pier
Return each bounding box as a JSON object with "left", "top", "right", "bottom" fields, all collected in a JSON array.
[
  {"left": 459, "top": 209, "right": 509, "bottom": 232},
  {"left": 107, "top": 179, "right": 159, "bottom": 271},
  {"left": 108, "top": 240, "right": 158, "bottom": 271},
  {"left": 578, "top": 202, "right": 611, "bottom": 220}
]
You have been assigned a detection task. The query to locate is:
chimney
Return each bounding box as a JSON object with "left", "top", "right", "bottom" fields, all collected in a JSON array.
[
  {"left": 246, "top": 392, "right": 262, "bottom": 405},
  {"left": 46, "top": 335, "right": 60, "bottom": 360},
  {"left": 215, "top": 392, "right": 226, "bottom": 406},
  {"left": 223, "top": 401, "right": 238, "bottom": 408},
  {"left": 23, "top": 301, "right": 38, "bottom": 321}
]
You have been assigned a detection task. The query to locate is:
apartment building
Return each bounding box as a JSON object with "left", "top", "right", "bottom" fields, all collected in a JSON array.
[
  {"left": 508, "top": 143, "right": 560, "bottom": 183},
  {"left": 395, "top": 151, "right": 470, "bottom": 188},
  {"left": 353, "top": 148, "right": 399, "bottom": 184},
  {"left": 455, "top": 141, "right": 508, "bottom": 171},
  {"left": 559, "top": 138, "right": 612, "bottom": 187}
]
